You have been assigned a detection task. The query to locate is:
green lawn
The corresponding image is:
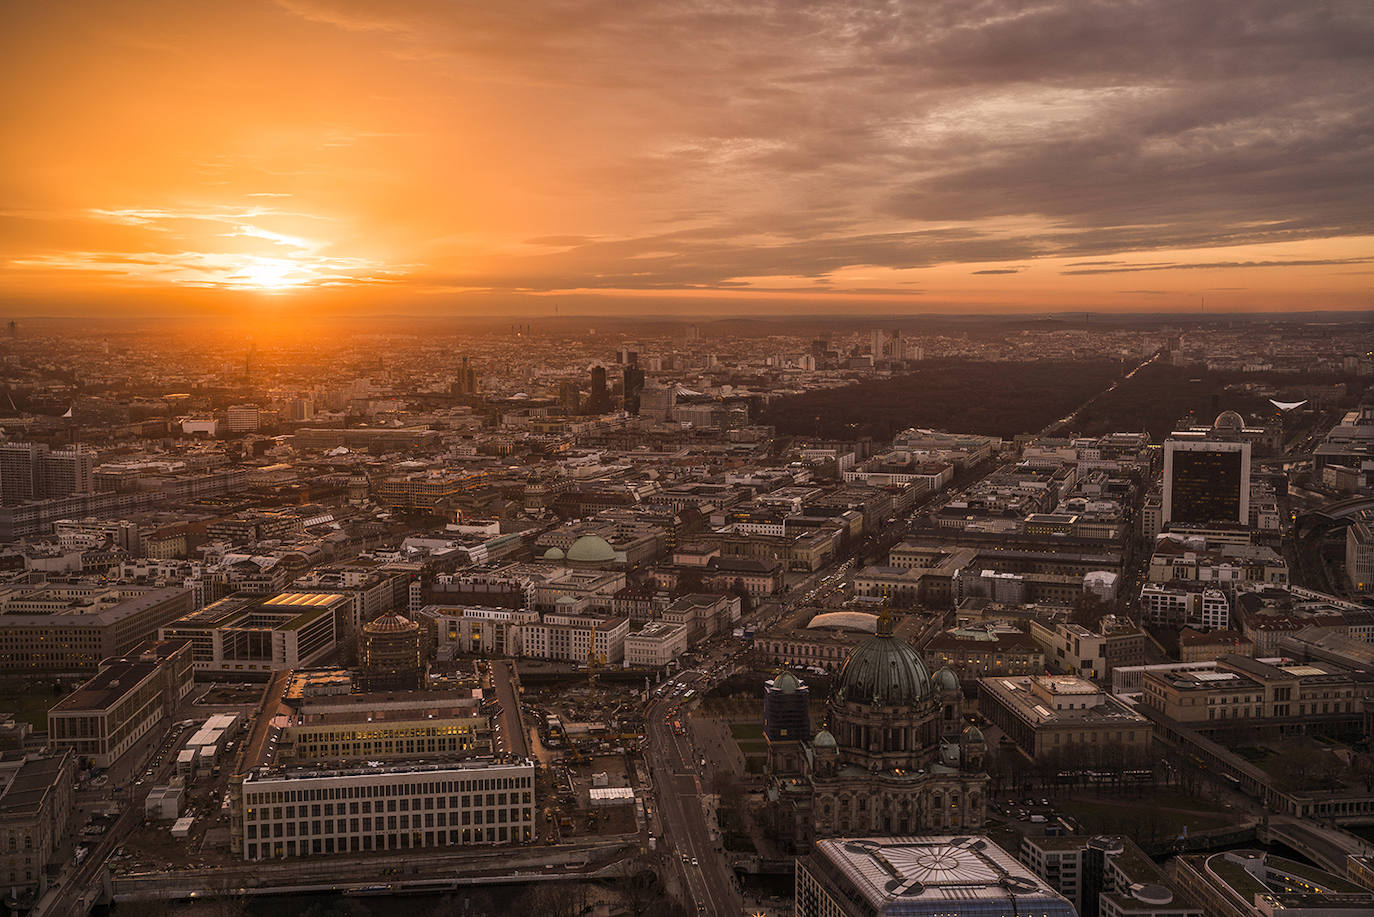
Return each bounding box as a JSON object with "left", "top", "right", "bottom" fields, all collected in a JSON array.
[
  {"left": 1234, "top": 746, "right": 1272, "bottom": 764},
  {"left": 729, "top": 722, "right": 765, "bottom": 741},
  {"left": 728, "top": 722, "right": 768, "bottom": 759},
  {"left": 0, "top": 688, "right": 63, "bottom": 731},
  {"left": 1058, "top": 792, "right": 1245, "bottom": 841}
]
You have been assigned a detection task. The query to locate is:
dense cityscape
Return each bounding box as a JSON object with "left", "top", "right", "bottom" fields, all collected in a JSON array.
[
  {"left": 6, "top": 0, "right": 1374, "bottom": 914},
  {"left": 0, "top": 314, "right": 1368, "bottom": 916}
]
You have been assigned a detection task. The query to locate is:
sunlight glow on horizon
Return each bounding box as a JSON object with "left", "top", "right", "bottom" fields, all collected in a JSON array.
[{"left": 2, "top": 2, "right": 1370, "bottom": 315}]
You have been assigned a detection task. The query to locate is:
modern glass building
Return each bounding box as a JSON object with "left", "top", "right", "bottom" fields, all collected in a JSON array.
[{"left": 1163, "top": 438, "right": 1250, "bottom": 526}]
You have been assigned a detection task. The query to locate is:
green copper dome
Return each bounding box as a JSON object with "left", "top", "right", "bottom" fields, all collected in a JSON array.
[
  {"left": 835, "top": 614, "right": 933, "bottom": 707},
  {"left": 566, "top": 534, "right": 616, "bottom": 564}
]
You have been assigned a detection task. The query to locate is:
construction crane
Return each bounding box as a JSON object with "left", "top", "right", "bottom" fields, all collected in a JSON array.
[{"left": 587, "top": 649, "right": 607, "bottom": 689}]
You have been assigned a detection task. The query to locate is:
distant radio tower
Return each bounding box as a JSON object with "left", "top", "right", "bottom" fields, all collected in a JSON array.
[{"left": 6, "top": 320, "right": 15, "bottom": 338}]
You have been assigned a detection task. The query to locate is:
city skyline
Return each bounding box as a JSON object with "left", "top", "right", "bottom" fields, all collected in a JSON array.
[{"left": 4, "top": 0, "right": 1373, "bottom": 317}]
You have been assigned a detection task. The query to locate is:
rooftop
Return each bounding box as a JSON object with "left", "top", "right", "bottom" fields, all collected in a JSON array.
[
  {"left": 0, "top": 752, "right": 70, "bottom": 818},
  {"left": 50, "top": 659, "right": 162, "bottom": 713},
  {"left": 811, "top": 835, "right": 1074, "bottom": 915}
]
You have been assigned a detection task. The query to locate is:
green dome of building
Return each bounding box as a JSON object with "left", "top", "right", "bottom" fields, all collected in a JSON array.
[
  {"left": 834, "top": 612, "right": 933, "bottom": 707},
  {"left": 566, "top": 534, "right": 616, "bottom": 565}
]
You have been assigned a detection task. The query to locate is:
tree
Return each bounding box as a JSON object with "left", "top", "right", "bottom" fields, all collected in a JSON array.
[
  {"left": 676, "top": 568, "right": 705, "bottom": 595},
  {"left": 729, "top": 578, "right": 754, "bottom": 614},
  {"left": 615, "top": 853, "right": 666, "bottom": 917}
]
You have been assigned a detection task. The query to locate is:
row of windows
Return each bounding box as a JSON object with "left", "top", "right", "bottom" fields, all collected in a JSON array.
[
  {"left": 248, "top": 792, "right": 532, "bottom": 820},
  {"left": 246, "top": 825, "right": 531, "bottom": 859},
  {"left": 295, "top": 724, "right": 475, "bottom": 743},
  {"left": 244, "top": 773, "right": 531, "bottom": 806},
  {"left": 247, "top": 806, "right": 532, "bottom": 837}
]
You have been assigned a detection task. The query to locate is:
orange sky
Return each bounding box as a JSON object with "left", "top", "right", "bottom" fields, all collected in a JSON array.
[{"left": 3, "top": 1, "right": 1371, "bottom": 316}]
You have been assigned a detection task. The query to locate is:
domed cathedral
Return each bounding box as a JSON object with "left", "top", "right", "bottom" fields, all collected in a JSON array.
[{"left": 765, "top": 609, "right": 987, "bottom": 849}]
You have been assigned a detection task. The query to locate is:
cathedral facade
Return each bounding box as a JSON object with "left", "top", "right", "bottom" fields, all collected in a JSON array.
[{"left": 766, "top": 612, "right": 988, "bottom": 848}]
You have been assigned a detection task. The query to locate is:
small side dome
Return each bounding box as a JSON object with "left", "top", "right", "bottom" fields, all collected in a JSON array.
[
  {"left": 933, "top": 667, "right": 960, "bottom": 693},
  {"left": 772, "top": 671, "right": 801, "bottom": 694},
  {"left": 542, "top": 546, "right": 565, "bottom": 561},
  {"left": 813, "top": 729, "right": 837, "bottom": 749},
  {"left": 961, "top": 724, "right": 985, "bottom": 743}
]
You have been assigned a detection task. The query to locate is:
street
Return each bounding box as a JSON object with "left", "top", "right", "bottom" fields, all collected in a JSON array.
[{"left": 645, "top": 669, "right": 743, "bottom": 916}]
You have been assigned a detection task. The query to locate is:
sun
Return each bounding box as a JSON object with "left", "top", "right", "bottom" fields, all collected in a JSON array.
[{"left": 230, "top": 258, "right": 304, "bottom": 291}]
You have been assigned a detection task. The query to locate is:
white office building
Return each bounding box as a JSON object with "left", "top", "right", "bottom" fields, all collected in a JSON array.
[
  {"left": 624, "top": 621, "right": 689, "bottom": 668},
  {"left": 237, "top": 759, "right": 535, "bottom": 861}
]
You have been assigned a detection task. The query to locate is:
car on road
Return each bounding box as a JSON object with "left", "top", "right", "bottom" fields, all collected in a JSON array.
[{"left": 691, "top": 857, "right": 698, "bottom": 866}]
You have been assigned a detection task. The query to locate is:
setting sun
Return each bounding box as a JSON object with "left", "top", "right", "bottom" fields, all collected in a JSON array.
[{"left": 231, "top": 258, "right": 304, "bottom": 292}]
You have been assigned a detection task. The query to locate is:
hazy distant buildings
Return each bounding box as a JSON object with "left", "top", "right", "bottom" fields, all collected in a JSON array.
[
  {"left": 622, "top": 364, "right": 645, "bottom": 414},
  {"left": 587, "top": 365, "right": 611, "bottom": 413},
  {"left": 451, "top": 356, "right": 479, "bottom": 396},
  {"left": 0, "top": 443, "right": 95, "bottom": 504},
  {"left": 638, "top": 383, "right": 676, "bottom": 420},
  {"left": 224, "top": 404, "right": 261, "bottom": 433}
]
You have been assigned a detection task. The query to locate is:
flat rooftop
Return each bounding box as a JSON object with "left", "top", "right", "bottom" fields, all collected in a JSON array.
[
  {"left": 0, "top": 753, "right": 69, "bottom": 817},
  {"left": 50, "top": 659, "right": 161, "bottom": 713},
  {"left": 811, "top": 835, "right": 1074, "bottom": 915},
  {"left": 245, "top": 756, "right": 533, "bottom": 784},
  {"left": 982, "top": 676, "right": 1149, "bottom": 727}
]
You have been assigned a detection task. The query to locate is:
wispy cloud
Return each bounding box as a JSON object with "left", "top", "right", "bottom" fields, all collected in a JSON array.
[{"left": 1063, "top": 257, "right": 1374, "bottom": 275}]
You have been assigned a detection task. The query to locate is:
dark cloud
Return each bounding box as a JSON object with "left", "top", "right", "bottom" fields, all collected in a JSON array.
[
  {"left": 971, "top": 269, "right": 1021, "bottom": 275},
  {"left": 1063, "top": 257, "right": 1374, "bottom": 275}
]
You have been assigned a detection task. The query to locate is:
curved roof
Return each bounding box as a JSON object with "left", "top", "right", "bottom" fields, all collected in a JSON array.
[
  {"left": 808, "top": 611, "right": 879, "bottom": 633},
  {"left": 364, "top": 613, "right": 419, "bottom": 635},
  {"left": 1213, "top": 410, "right": 1245, "bottom": 431},
  {"left": 813, "top": 729, "right": 837, "bottom": 748},
  {"left": 933, "top": 667, "right": 960, "bottom": 693},
  {"left": 771, "top": 671, "right": 801, "bottom": 694},
  {"left": 566, "top": 534, "right": 616, "bottom": 564},
  {"left": 961, "top": 724, "right": 985, "bottom": 743},
  {"left": 542, "top": 546, "right": 565, "bottom": 561},
  {"left": 835, "top": 617, "right": 933, "bottom": 707}
]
